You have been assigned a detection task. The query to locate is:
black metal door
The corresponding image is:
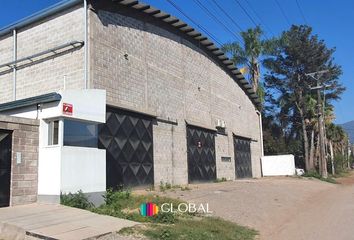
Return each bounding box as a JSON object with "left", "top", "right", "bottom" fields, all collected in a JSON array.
[
  {"left": 234, "top": 135, "right": 252, "bottom": 178},
  {"left": 0, "top": 131, "right": 12, "bottom": 207},
  {"left": 187, "top": 125, "right": 216, "bottom": 182},
  {"left": 98, "top": 107, "right": 154, "bottom": 188}
]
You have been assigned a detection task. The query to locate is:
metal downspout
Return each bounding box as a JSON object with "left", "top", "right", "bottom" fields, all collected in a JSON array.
[
  {"left": 13, "top": 29, "right": 17, "bottom": 100},
  {"left": 256, "top": 110, "right": 264, "bottom": 157},
  {"left": 84, "top": 0, "right": 88, "bottom": 89},
  {"left": 256, "top": 110, "right": 264, "bottom": 177}
]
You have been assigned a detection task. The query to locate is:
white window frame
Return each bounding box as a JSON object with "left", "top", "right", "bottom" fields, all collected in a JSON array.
[{"left": 46, "top": 119, "right": 64, "bottom": 146}]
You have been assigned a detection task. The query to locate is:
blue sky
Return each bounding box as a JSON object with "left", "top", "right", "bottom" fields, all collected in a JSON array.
[{"left": 1, "top": 0, "right": 353, "bottom": 124}]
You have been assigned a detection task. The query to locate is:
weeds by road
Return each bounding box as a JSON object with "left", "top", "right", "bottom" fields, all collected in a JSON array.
[
  {"left": 120, "top": 217, "right": 256, "bottom": 240},
  {"left": 61, "top": 189, "right": 258, "bottom": 240},
  {"left": 302, "top": 170, "right": 337, "bottom": 184}
]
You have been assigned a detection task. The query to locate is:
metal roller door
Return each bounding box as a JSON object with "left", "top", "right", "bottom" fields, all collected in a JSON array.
[
  {"left": 98, "top": 107, "right": 154, "bottom": 188},
  {"left": 187, "top": 125, "right": 216, "bottom": 182},
  {"left": 0, "top": 131, "right": 12, "bottom": 207},
  {"left": 234, "top": 135, "right": 252, "bottom": 178}
]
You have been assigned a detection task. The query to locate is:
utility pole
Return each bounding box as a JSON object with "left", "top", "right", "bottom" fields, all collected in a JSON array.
[
  {"left": 307, "top": 70, "right": 329, "bottom": 178},
  {"left": 348, "top": 139, "right": 351, "bottom": 169}
]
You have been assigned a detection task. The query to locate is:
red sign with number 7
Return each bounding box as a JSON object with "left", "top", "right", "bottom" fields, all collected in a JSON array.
[{"left": 63, "top": 103, "right": 73, "bottom": 116}]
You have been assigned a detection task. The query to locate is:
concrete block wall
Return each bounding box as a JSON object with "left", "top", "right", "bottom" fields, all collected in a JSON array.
[
  {"left": 0, "top": 5, "right": 85, "bottom": 104},
  {"left": 89, "top": 8, "right": 262, "bottom": 184},
  {"left": 0, "top": 2, "right": 263, "bottom": 190},
  {"left": 0, "top": 115, "right": 39, "bottom": 206},
  {"left": 215, "top": 134, "right": 235, "bottom": 180}
]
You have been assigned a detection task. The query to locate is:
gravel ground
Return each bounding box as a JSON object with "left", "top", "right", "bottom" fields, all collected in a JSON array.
[
  {"left": 96, "top": 232, "right": 147, "bottom": 240},
  {"left": 152, "top": 175, "right": 354, "bottom": 240},
  {"left": 25, "top": 174, "right": 354, "bottom": 240}
]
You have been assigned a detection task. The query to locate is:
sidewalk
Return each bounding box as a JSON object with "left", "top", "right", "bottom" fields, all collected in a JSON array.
[{"left": 0, "top": 203, "right": 138, "bottom": 240}]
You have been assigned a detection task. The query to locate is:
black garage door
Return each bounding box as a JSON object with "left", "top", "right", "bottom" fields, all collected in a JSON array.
[
  {"left": 234, "top": 135, "right": 252, "bottom": 178},
  {"left": 98, "top": 107, "right": 154, "bottom": 188},
  {"left": 187, "top": 125, "right": 216, "bottom": 182},
  {"left": 0, "top": 131, "right": 12, "bottom": 208}
]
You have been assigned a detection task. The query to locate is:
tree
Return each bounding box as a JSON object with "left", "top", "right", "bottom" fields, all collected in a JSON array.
[
  {"left": 264, "top": 25, "right": 345, "bottom": 172},
  {"left": 222, "top": 26, "right": 280, "bottom": 96},
  {"left": 327, "top": 123, "right": 349, "bottom": 173}
]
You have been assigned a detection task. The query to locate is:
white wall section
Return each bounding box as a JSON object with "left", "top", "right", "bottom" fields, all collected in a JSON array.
[
  {"left": 61, "top": 146, "right": 106, "bottom": 194},
  {"left": 38, "top": 146, "right": 61, "bottom": 195},
  {"left": 261, "top": 155, "right": 295, "bottom": 176}
]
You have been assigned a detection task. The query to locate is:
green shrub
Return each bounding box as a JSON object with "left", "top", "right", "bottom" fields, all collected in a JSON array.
[
  {"left": 152, "top": 211, "right": 177, "bottom": 224},
  {"left": 214, "top": 177, "right": 227, "bottom": 183},
  {"left": 303, "top": 170, "right": 321, "bottom": 179},
  {"left": 159, "top": 181, "right": 174, "bottom": 192},
  {"left": 303, "top": 170, "right": 337, "bottom": 184},
  {"left": 60, "top": 190, "right": 94, "bottom": 209},
  {"left": 333, "top": 154, "right": 348, "bottom": 173},
  {"left": 104, "top": 188, "right": 131, "bottom": 206}
]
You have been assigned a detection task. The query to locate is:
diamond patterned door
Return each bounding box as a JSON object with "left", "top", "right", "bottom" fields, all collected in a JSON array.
[
  {"left": 98, "top": 107, "right": 154, "bottom": 188},
  {"left": 187, "top": 125, "right": 216, "bottom": 183},
  {"left": 0, "top": 131, "right": 12, "bottom": 208},
  {"left": 234, "top": 135, "right": 252, "bottom": 178}
]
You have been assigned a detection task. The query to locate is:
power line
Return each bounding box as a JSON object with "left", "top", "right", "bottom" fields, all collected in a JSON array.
[
  {"left": 274, "top": 0, "right": 291, "bottom": 26},
  {"left": 243, "top": 0, "right": 276, "bottom": 37},
  {"left": 295, "top": 0, "right": 308, "bottom": 25},
  {"left": 165, "top": 0, "right": 223, "bottom": 46},
  {"left": 192, "top": 0, "right": 244, "bottom": 44},
  {"left": 210, "top": 0, "right": 244, "bottom": 32},
  {"left": 233, "top": 0, "right": 271, "bottom": 40},
  {"left": 233, "top": 0, "right": 258, "bottom": 27}
]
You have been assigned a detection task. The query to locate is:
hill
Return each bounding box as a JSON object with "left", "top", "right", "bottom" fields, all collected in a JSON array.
[{"left": 340, "top": 120, "right": 354, "bottom": 143}]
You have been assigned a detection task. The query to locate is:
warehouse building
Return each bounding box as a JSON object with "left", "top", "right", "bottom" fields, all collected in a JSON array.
[{"left": 0, "top": 0, "right": 263, "bottom": 206}]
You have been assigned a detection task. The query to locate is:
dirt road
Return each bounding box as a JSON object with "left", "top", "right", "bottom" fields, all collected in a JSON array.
[{"left": 162, "top": 173, "right": 354, "bottom": 240}]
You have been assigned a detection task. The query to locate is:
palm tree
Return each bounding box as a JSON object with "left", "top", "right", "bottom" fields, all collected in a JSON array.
[
  {"left": 327, "top": 123, "right": 348, "bottom": 174},
  {"left": 221, "top": 26, "right": 280, "bottom": 96}
]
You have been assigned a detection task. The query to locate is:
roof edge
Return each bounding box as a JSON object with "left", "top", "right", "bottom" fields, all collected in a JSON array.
[
  {"left": 0, "top": 0, "right": 82, "bottom": 37},
  {"left": 0, "top": 93, "right": 62, "bottom": 112},
  {"left": 111, "top": 0, "right": 261, "bottom": 110}
]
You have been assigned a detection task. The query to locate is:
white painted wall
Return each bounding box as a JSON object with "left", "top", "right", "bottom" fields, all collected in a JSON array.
[
  {"left": 38, "top": 146, "right": 61, "bottom": 195},
  {"left": 61, "top": 146, "right": 106, "bottom": 193},
  {"left": 3, "top": 89, "right": 106, "bottom": 123},
  {"left": 59, "top": 89, "right": 106, "bottom": 123},
  {"left": 261, "top": 155, "right": 295, "bottom": 176},
  {"left": 3, "top": 89, "right": 107, "bottom": 198}
]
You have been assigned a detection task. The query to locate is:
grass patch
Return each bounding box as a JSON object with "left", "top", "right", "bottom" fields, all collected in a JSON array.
[
  {"left": 302, "top": 171, "right": 337, "bottom": 184},
  {"left": 91, "top": 189, "right": 186, "bottom": 223},
  {"left": 158, "top": 182, "right": 192, "bottom": 192},
  {"left": 332, "top": 170, "right": 351, "bottom": 178},
  {"left": 60, "top": 190, "right": 94, "bottom": 209},
  {"left": 121, "top": 217, "right": 257, "bottom": 240},
  {"left": 214, "top": 177, "right": 227, "bottom": 183},
  {"left": 61, "top": 189, "right": 257, "bottom": 240},
  {"left": 180, "top": 186, "right": 192, "bottom": 191},
  {"left": 159, "top": 182, "right": 173, "bottom": 192}
]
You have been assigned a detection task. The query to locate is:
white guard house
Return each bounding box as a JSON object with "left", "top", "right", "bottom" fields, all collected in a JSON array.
[{"left": 0, "top": 90, "right": 106, "bottom": 204}]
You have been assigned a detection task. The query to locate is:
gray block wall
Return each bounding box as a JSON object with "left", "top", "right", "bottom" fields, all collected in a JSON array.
[
  {"left": 0, "top": 6, "right": 85, "bottom": 104},
  {"left": 0, "top": 3, "right": 263, "bottom": 188},
  {"left": 0, "top": 115, "right": 39, "bottom": 206},
  {"left": 89, "top": 9, "right": 262, "bottom": 184}
]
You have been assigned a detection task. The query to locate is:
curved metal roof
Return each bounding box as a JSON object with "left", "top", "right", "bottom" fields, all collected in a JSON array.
[{"left": 0, "top": 0, "right": 261, "bottom": 108}]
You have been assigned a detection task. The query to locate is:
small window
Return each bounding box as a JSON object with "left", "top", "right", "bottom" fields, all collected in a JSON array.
[
  {"left": 48, "top": 120, "right": 59, "bottom": 145},
  {"left": 63, "top": 119, "right": 98, "bottom": 148}
]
